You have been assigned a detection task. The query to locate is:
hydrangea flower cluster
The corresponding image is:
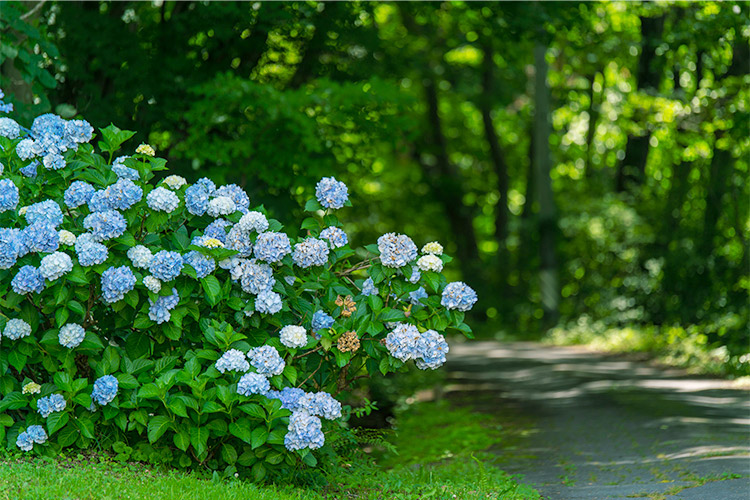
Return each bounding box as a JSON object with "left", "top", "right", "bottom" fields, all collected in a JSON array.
[
  {"left": 147, "top": 186, "right": 180, "bottom": 213},
  {"left": 385, "top": 324, "right": 449, "bottom": 370},
  {"left": 280, "top": 325, "right": 308, "bottom": 348},
  {"left": 37, "top": 394, "right": 66, "bottom": 418},
  {"left": 312, "top": 310, "right": 334, "bottom": 332},
  {"left": 237, "top": 372, "right": 270, "bottom": 396},
  {"left": 101, "top": 266, "right": 136, "bottom": 304},
  {"left": 148, "top": 288, "right": 179, "bottom": 324},
  {"left": 39, "top": 252, "right": 73, "bottom": 281},
  {"left": 92, "top": 375, "right": 119, "bottom": 406},
  {"left": 83, "top": 210, "right": 127, "bottom": 241},
  {"left": 441, "top": 282, "right": 478, "bottom": 312},
  {"left": 12, "top": 265, "right": 45, "bottom": 294},
  {"left": 75, "top": 233, "right": 108, "bottom": 266},
  {"left": 59, "top": 323, "right": 86, "bottom": 348},
  {"left": 16, "top": 425, "right": 47, "bottom": 451},
  {"left": 3, "top": 319, "right": 31, "bottom": 340},
  {"left": 216, "top": 349, "right": 250, "bottom": 374},
  {"left": 315, "top": 176, "right": 348, "bottom": 209},
  {"left": 319, "top": 226, "right": 348, "bottom": 248},
  {"left": 292, "top": 238, "right": 329, "bottom": 268},
  {"left": 254, "top": 232, "right": 291, "bottom": 263},
  {"left": 377, "top": 233, "right": 418, "bottom": 268},
  {"left": 149, "top": 251, "right": 184, "bottom": 281},
  {"left": 248, "top": 346, "right": 285, "bottom": 376}
]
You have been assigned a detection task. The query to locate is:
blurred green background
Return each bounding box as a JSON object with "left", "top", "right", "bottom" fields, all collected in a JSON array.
[{"left": 2, "top": 1, "right": 748, "bottom": 373}]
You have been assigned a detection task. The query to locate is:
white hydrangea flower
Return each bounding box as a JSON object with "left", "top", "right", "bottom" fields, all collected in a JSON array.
[
  {"left": 127, "top": 245, "right": 153, "bottom": 269},
  {"left": 237, "top": 211, "right": 269, "bottom": 233},
  {"left": 206, "top": 196, "right": 236, "bottom": 217},
  {"left": 416, "top": 254, "right": 443, "bottom": 273},
  {"left": 163, "top": 175, "right": 187, "bottom": 190},
  {"left": 421, "top": 242, "right": 443, "bottom": 255},
  {"left": 58, "top": 230, "right": 76, "bottom": 246},
  {"left": 143, "top": 275, "right": 161, "bottom": 293},
  {"left": 280, "top": 325, "right": 308, "bottom": 349}
]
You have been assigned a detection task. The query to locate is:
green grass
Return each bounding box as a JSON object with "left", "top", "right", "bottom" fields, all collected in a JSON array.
[{"left": 0, "top": 400, "right": 539, "bottom": 500}]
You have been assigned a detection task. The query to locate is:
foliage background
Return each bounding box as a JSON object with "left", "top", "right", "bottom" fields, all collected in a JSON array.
[{"left": 2, "top": 0, "right": 748, "bottom": 373}]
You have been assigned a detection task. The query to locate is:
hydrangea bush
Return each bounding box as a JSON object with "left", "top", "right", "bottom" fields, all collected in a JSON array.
[{"left": 0, "top": 101, "right": 476, "bottom": 480}]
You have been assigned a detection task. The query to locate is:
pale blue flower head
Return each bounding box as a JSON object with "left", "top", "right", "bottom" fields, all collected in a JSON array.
[
  {"left": 254, "top": 232, "right": 291, "bottom": 263},
  {"left": 12, "top": 265, "right": 45, "bottom": 294},
  {"left": 315, "top": 176, "right": 348, "bottom": 209},
  {"left": 92, "top": 375, "right": 118, "bottom": 405},
  {"left": 247, "top": 345, "right": 285, "bottom": 376},
  {"left": 319, "top": 226, "right": 348, "bottom": 249},
  {"left": 255, "top": 290, "right": 282, "bottom": 314},
  {"left": 149, "top": 250, "right": 184, "bottom": 282},
  {"left": 237, "top": 372, "right": 270, "bottom": 396},
  {"left": 83, "top": 210, "right": 127, "bottom": 241},
  {"left": 101, "top": 266, "right": 136, "bottom": 304},
  {"left": 216, "top": 349, "right": 250, "bottom": 374},
  {"left": 441, "top": 282, "right": 478, "bottom": 312},
  {"left": 64, "top": 181, "right": 96, "bottom": 209},
  {"left": 0, "top": 179, "right": 19, "bottom": 213},
  {"left": 292, "top": 238, "right": 329, "bottom": 268}
]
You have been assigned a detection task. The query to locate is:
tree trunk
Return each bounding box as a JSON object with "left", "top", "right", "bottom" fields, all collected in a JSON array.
[
  {"left": 533, "top": 43, "right": 560, "bottom": 326},
  {"left": 583, "top": 72, "right": 600, "bottom": 179},
  {"left": 479, "top": 42, "right": 510, "bottom": 284},
  {"left": 420, "top": 78, "right": 481, "bottom": 279},
  {"left": 616, "top": 14, "right": 665, "bottom": 192}
]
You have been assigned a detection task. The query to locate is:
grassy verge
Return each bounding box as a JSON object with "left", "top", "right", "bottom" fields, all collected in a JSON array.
[
  {"left": 546, "top": 320, "right": 750, "bottom": 379},
  {"left": 0, "top": 400, "right": 539, "bottom": 500}
]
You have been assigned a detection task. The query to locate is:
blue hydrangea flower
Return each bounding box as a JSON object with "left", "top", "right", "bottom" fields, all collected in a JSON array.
[
  {"left": 377, "top": 233, "right": 418, "bottom": 268},
  {"left": 247, "top": 345, "right": 285, "bottom": 376},
  {"left": 183, "top": 251, "right": 215, "bottom": 279},
  {"left": 415, "top": 330, "right": 449, "bottom": 370},
  {"left": 256, "top": 290, "right": 282, "bottom": 314},
  {"left": 203, "top": 219, "right": 232, "bottom": 244},
  {"left": 195, "top": 177, "right": 217, "bottom": 194},
  {"left": 3, "top": 318, "right": 31, "bottom": 340},
  {"left": 16, "top": 432, "right": 33, "bottom": 452},
  {"left": 185, "top": 183, "right": 211, "bottom": 216},
  {"left": 65, "top": 120, "right": 94, "bottom": 143},
  {"left": 32, "top": 113, "right": 67, "bottom": 139},
  {"left": 215, "top": 184, "right": 250, "bottom": 213},
  {"left": 284, "top": 410, "right": 325, "bottom": 451},
  {"left": 254, "top": 232, "right": 291, "bottom": 263},
  {"left": 0, "top": 117, "right": 20, "bottom": 139},
  {"left": 87, "top": 190, "right": 109, "bottom": 212},
  {"left": 20, "top": 161, "right": 39, "bottom": 178},
  {"left": 146, "top": 186, "right": 179, "bottom": 213},
  {"left": 148, "top": 288, "right": 179, "bottom": 324},
  {"left": 361, "top": 277, "right": 378, "bottom": 297},
  {"left": 237, "top": 211, "right": 269, "bottom": 233},
  {"left": 37, "top": 394, "right": 66, "bottom": 417},
  {"left": 59, "top": 323, "right": 86, "bottom": 349},
  {"left": 92, "top": 375, "right": 118, "bottom": 405},
  {"left": 441, "top": 282, "right": 478, "bottom": 312},
  {"left": 385, "top": 323, "right": 421, "bottom": 362},
  {"left": 215, "top": 349, "right": 250, "bottom": 374},
  {"left": 315, "top": 176, "right": 348, "bottom": 209},
  {"left": 0, "top": 228, "right": 23, "bottom": 269},
  {"left": 12, "top": 265, "right": 45, "bottom": 294},
  {"left": 64, "top": 181, "right": 96, "bottom": 208},
  {"left": 27, "top": 425, "right": 48, "bottom": 445},
  {"left": 292, "top": 238, "right": 329, "bottom": 268},
  {"left": 0, "top": 178, "right": 19, "bottom": 212},
  {"left": 39, "top": 252, "right": 73, "bottom": 281},
  {"left": 312, "top": 310, "right": 334, "bottom": 332},
  {"left": 101, "top": 266, "right": 136, "bottom": 304},
  {"left": 143, "top": 275, "right": 161, "bottom": 293},
  {"left": 298, "top": 392, "right": 342, "bottom": 420},
  {"left": 16, "top": 138, "right": 36, "bottom": 160},
  {"left": 407, "top": 268, "right": 421, "bottom": 284},
  {"left": 83, "top": 210, "right": 127, "bottom": 241},
  {"left": 409, "top": 287, "right": 428, "bottom": 305},
  {"left": 22, "top": 222, "right": 60, "bottom": 254},
  {"left": 75, "top": 234, "right": 108, "bottom": 267},
  {"left": 236, "top": 259, "right": 275, "bottom": 295},
  {"left": 149, "top": 251, "right": 184, "bottom": 282},
  {"left": 25, "top": 200, "right": 63, "bottom": 228},
  {"left": 319, "top": 227, "right": 348, "bottom": 248},
  {"left": 112, "top": 156, "right": 140, "bottom": 180},
  {"left": 43, "top": 153, "right": 65, "bottom": 170},
  {"left": 226, "top": 225, "right": 254, "bottom": 257},
  {"left": 267, "top": 387, "right": 306, "bottom": 411},
  {"left": 103, "top": 179, "right": 143, "bottom": 210},
  {"left": 237, "top": 372, "right": 270, "bottom": 396}
]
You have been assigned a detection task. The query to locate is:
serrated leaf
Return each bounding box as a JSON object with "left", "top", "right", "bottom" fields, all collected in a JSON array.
[{"left": 147, "top": 416, "right": 171, "bottom": 443}]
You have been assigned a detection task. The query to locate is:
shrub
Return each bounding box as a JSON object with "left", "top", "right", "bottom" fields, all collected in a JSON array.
[{"left": 0, "top": 98, "right": 476, "bottom": 481}]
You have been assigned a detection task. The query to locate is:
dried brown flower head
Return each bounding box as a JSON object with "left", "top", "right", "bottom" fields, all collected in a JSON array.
[{"left": 337, "top": 330, "right": 360, "bottom": 353}]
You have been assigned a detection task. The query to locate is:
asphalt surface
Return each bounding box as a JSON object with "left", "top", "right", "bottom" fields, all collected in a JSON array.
[{"left": 443, "top": 341, "right": 750, "bottom": 500}]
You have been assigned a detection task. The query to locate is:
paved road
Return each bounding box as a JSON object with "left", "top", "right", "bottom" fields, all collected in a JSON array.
[{"left": 443, "top": 341, "right": 750, "bottom": 500}]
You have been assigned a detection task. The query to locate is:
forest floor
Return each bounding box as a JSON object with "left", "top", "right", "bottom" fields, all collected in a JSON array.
[{"left": 443, "top": 340, "right": 750, "bottom": 500}]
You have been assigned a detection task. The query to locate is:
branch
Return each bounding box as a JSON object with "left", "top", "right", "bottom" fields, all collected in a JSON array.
[{"left": 20, "top": 1, "right": 47, "bottom": 21}]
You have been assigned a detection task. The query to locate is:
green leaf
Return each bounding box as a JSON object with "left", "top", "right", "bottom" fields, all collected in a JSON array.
[
  {"left": 221, "top": 443, "right": 238, "bottom": 464},
  {"left": 239, "top": 404, "right": 266, "bottom": 420},
  {"left": 57, "top": 423, "right": 79, "bottom": 448},
  {"left": 304, "top": 199, "right": 323, "bottom": 212},
  {"left": 190, "top": 426, "right": 209, "bottom": 457},
  {"left": 116, "top": 373, "right": 139, "bottom": 390},
  {"left": 75, "top": 416, "right": 95, "bottom": 439},
  {"left": 47, "top": 412, "right": 70, "bottom": 435},
  {"left": 53, "top": 372, "right": 72, "bottom": 392},
  {"left": 173, "top": 431, "right": 190, "bottom": 452},
  {"left": 138, "top": 383, "right": 161, "bottom": 400},
  {"left": 251, "top": 427, "right": 268, "bottom": 449},
  {"left": 229, "top": 421, "right": 252, "bottom": 445},
  {"left": 147, "top": 416, "right": 171, "bottom": 443},
  {"left": 201, "top": 276, "right": 222, "bottom": 307}
]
